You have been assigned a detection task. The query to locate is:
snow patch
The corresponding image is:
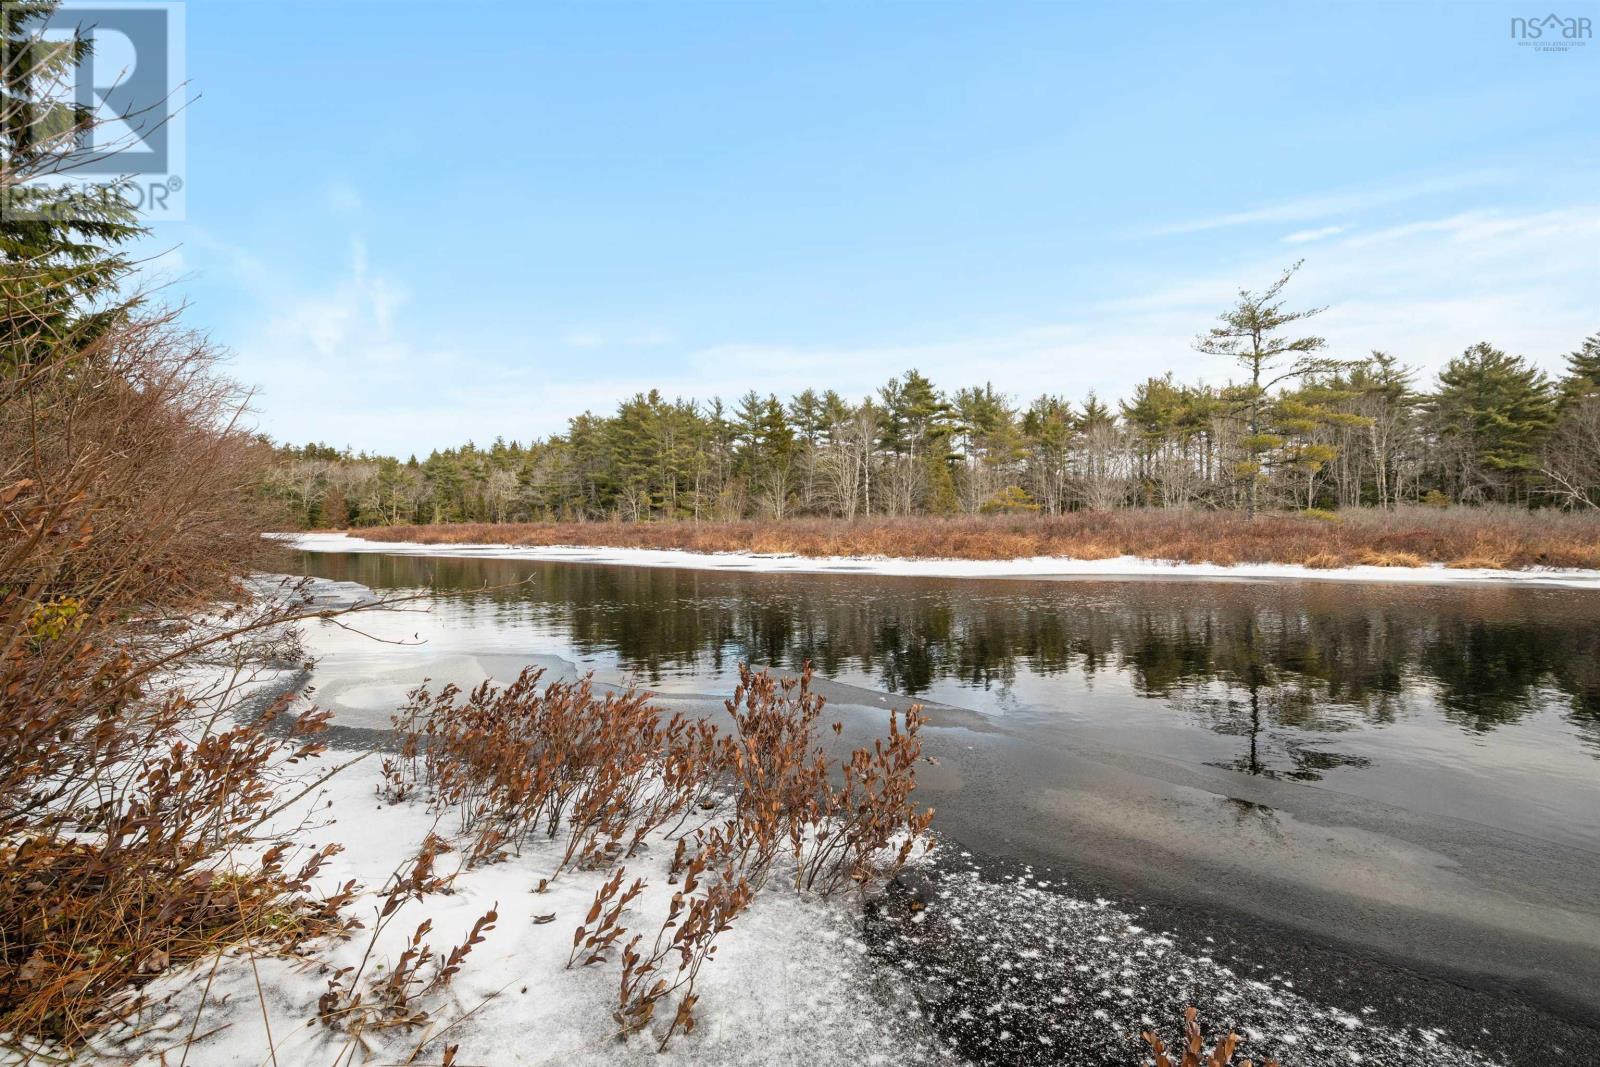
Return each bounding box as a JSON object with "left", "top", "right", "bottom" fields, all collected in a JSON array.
[{"left": 83, "top": 757, "right": 951, "bottom": 1067}]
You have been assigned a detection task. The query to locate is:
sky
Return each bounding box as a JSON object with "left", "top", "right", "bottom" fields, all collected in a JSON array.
[{"left": 138, "top": 1, "right": 1599, "bottom": 456}]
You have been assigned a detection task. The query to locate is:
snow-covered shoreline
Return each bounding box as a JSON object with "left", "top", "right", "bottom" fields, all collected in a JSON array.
[
  {"left": 92, "top": 752, "right": 1509, "bottom": 1067},
  {"left": 73, "top": 573, "right": 1522, "bottom": 1066},
  {"left": 277, "top": 531, "right": 1600, "bottom": 590}
]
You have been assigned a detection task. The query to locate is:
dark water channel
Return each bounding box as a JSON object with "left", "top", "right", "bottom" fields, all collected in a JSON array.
[{"left": 294, "top": 550, "right": 1600, "bottom": 844}]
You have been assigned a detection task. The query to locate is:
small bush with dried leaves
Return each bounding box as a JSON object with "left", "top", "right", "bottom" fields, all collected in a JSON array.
[
  {"left": 385, "top": 661, "right": 933, "bottom": 1050},
  {"left": 1144, "top": 1006, "right": 1282, "bottom": 1067}
]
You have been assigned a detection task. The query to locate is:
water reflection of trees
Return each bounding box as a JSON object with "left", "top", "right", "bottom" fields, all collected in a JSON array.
[{"left": 296, "top": 553, "right": 1600, "bottom": 762}]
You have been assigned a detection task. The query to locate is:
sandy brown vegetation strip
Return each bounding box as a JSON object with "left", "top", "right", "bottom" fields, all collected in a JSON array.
[{"left": 337, "top": 508, "right": 1600, "bottom": 571}]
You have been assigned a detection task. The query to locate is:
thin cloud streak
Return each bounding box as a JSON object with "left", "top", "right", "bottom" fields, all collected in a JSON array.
[
  {"left": 1284, "top": 225, "right": 1345, "bottom": 244},
  {"left": 1138, "top": 170, "right": 1506, "bottom": 237}
]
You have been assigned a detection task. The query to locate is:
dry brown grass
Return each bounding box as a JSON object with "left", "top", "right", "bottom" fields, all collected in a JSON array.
[
  {"left": 1354, "top": 549, "right": 1429, "bottom": 568},
  {"left": 1445, "top": 539, "right": 1517, "bottom": 569},
  {"left": 349, "top": 508, "right": 1600, "bottom": 571}
]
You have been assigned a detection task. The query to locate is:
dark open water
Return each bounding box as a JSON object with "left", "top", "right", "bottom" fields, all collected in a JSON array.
[{"left": 293, "top": 549, "right": 1600, "bottom": 849}]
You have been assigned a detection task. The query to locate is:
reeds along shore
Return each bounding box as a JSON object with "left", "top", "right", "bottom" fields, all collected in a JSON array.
[{"left": 342, "top": 507, "right": 1600, "bottom": 570}]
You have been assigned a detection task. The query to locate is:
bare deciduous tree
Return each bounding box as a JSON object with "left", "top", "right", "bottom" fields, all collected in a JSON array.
[{"left": 1542, "top": 396, "right": 1600, "bottom": 510}]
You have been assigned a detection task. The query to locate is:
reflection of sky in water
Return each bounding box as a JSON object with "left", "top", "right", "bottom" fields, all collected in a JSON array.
[{"left": 291, "top": 551, "right": 1600, "bottom": 848}]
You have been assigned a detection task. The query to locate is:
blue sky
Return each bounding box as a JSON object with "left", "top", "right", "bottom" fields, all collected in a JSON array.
[{"left": 146, "top": 1, "right": 1599, "bottom": 455}]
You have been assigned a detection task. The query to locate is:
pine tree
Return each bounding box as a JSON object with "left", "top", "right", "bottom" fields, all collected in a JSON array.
[
  {"left": 1078, "top": 393, "right": 1114, "bottom": 431},
  {"left": 1268, "top": 383, "right": 1368, "bottom": 509},
  {"left": 1193, "top": 262, "right": 1350, "bottom": 517},
  {"left": 1021, "top": 394, "right": 1075, "bottom": 513},
  {"left": 1428, "top": 343, "right": 1556, "bottom": 503},
  {"left": 787, "top": 388, "right": 826, "bottom": 445},
  {"left": 1, "top": 1, "right": 145, "bottom": 369},
  {"left": 1121, "top": 375, "right": 1187, "bottom": 500},
  {"left": 879, "top": 369, "right": 958, "bottom": 513},
  {"left": 1558, "top": 332, "right": 1600, "bottom": 408}
]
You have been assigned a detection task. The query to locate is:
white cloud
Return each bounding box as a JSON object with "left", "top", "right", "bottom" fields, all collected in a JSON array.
[
  {"left": 1140, "top": 170, "right": 1503, "bottom": 237},
  {"left": 1284, "top": 225, "right": 1345, "bottom": 244},
  {"left": 215, "top": 240, "right": 470, "bottom": 450},
  {"left": 614, "top": 203, "right": 1599, "bottom": 422},
  {"left": 562, "top": 328, "right": 672, "bottom": 349}
]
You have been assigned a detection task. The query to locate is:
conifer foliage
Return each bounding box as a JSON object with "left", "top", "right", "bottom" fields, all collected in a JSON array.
[{"left": 269, "top": 313, "right": 1600, "bottom": 526}]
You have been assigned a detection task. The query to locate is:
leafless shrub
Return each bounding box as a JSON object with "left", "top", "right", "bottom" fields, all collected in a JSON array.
[{"left": 1542, "top": 396, "right": 1600, "bottom": 511}]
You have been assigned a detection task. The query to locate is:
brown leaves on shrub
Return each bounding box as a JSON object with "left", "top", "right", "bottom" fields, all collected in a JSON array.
[
  {"left": 614, "top": 843, "right": 751, "bottom": 1051},
  {"left": 1, "top": 322, "right": 363, "bottom": 1048},
  {"left": 1143, "top": 1006, "right": 1282, "bottom": 1067},
  {"left": 391, "top": 660, "right": 933, "bottom": 1050},
  {"left": 387, "top": 669, "right": 717, "bottom": 878},
  {"left": 720, "top": 665, "right": 933, "bottom": 896},
  {"left": 568, "top": 866, "right": 645, "bottom": 968},
  {"left": 317, "top": 836, "right": 497, "bottom": 1044}
]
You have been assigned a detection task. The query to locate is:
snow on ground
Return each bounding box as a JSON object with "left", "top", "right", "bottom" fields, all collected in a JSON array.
[
  {"left": 84, "top": 754, "right": 954, "bottom": 1067},
  {"left": 868, "top": 848, "right": 1506, "bottom": 1067},
  {"left": 78, "top": 756, "right": 1511, "bottom": 1067},
  {"left": 279, "top": 532, "right": 1600, "bottom": 589}
]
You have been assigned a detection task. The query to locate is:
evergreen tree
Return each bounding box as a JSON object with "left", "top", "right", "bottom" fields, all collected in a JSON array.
[
  {"left": 1, "top": 1, "right": 145, "bottom": 369},
  {"left": 787, "top": 388, "right": 826, "bottom": 444},
  {"left": 1268, "top": 384, "right": 1367, "bottom": 509},
  {"left": 1021, "top": 394, "right": 1075, "bottom": 513},
  {"left": 1558, "top": 332, "right": 1600, "bottom": 408},
  {"left": 1193, "top": 262, "right": 1348, "bottom": 517},
  {"left": 1428, "top": 343, "right": 1556, "bottom": 503},
  {"left": 879, "top": 369, "right": 958, "bottom": 513},
  {"left": 819, "top": 389, "right": 854, "bottom": 430},
  {"left": 1078, "top": 393, "right": 1114, "bottom": 431}
]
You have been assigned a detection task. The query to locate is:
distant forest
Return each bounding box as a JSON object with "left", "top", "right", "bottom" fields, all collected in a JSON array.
[{"left": 267, "top": 269, "right": 1600, "bottom": 527}]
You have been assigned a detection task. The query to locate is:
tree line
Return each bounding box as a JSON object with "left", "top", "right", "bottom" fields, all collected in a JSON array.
[{"left": 269, "top": 278, "right": 1600, "bottom": 530}]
